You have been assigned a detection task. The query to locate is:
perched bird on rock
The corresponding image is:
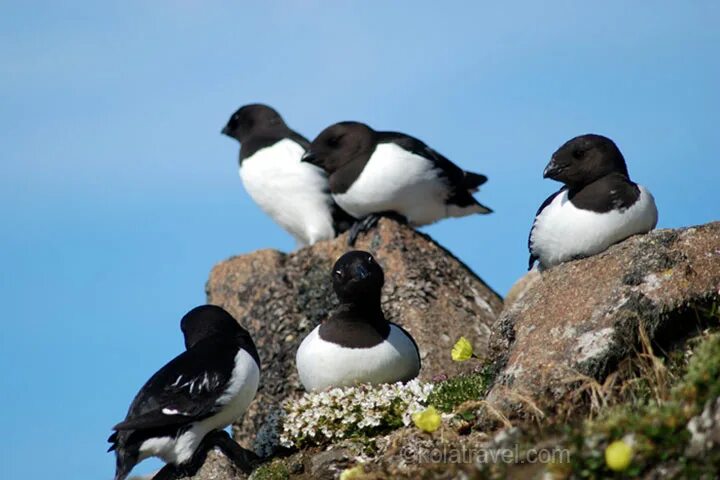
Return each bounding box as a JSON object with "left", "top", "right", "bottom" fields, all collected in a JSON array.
[
  {"left": 296, "top": 250, "right": 421, "bottom": 391},
  {"left": 301, "top": 121, "right": 491, "bottom": 245},
  {"left": 109, "top": 305, "right": 260, "bottom": 480},
  {"left": 222, "top": 104, "right": 354, "bottom": 246},
  {"left": 528, "top": 134, "right": 658, "bottom": 270}
]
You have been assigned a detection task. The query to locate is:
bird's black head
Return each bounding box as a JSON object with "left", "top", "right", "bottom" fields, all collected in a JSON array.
[
  {"left": 180, "top": 305, "right": 249, "bottom": 349},
  {"left": 332, "top": 250, "right": 384, "bottom": 304},
  {"left": 221, "top": 103, "right": 287, "bottom": 142},
  {"left": 543, "top": 134, "right": 629, "bottom": 188},
  {"left": 302, "top": 122, "right": 376, "bottom": 173}
]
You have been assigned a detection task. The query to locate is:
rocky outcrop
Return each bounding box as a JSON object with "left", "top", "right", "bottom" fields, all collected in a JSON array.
[
  {"left": 206, "top": 219, "right": 503, "bottom": 447},
  {"left": 487, "top": 222, "right": 720, "bottom": 417},
  {"left": 174, "top": 219, "right": 720, "bottom": 480}
]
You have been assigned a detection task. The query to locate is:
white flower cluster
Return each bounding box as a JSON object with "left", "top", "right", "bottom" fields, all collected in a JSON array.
[{"left": 276, "top": 380, "right": 434, "bottom": 449}]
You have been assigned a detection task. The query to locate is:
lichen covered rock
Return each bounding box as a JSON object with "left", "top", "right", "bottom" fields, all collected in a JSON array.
[{"left": 487, "top": 222, "right": 720, "bottom": 416}]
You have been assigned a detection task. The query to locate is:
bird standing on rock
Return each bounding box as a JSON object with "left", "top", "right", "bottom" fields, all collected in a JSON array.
[
  {"left": 108, "top": 305, "right": 260, "bottom": 480},
  {"left": 296, "top": 250, "right": 421, "bottom": 391},
  {"left": 222, "top": 104, "right": 354, "bottom": 247},
  {"left": 528, "top": 134, "right": 658, "bottom": 270},
  {"left": 302, "top": 121, "right": 491, "bottom": 245}
]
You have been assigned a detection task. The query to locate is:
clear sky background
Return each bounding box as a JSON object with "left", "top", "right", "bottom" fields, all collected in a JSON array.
[{"left": 1, "top": 1, "right": 718, "bottom": 479}]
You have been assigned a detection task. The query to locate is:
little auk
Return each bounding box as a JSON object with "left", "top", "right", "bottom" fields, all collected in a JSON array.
[{"left": 296, "top": 251, "right": 421, "bottom": 391}]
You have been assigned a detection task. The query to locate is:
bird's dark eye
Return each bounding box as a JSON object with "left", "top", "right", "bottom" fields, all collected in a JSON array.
[
  {"left": 328, "top": 135, "right": 343, "bottom": 147},
  {"left": 572, "top": 149, "right": 585, "bottom": 159},
  {"left": 367, "top": 256, "right": 374, "bottom": 263},
  {"left": 333, "top": 269, "right": 343, "bottom": 278}
]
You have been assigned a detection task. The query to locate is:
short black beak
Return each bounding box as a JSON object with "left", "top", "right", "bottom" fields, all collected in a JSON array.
[
  {"left": 353, "top": 264, "right": 369, "bottom": 280},
  {"left": 221, "top": 126, "right": 230, "bottom": 136},
  {"left": 301, "top": 152, "right": 317, "bottom": 164},
  {"left": 543, "top": 158, "right": 562, "bottom": 179}
]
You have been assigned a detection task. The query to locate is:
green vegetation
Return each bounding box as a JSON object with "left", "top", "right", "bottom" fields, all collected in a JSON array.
[
  {"left": 427, "top": 367, "right": 495, "bottom": 413},
  {"left": 564, "top": 330, "right": 720, "bottom": 478},
  {"left": 250, "top": 460, "right": 290, "bottom": 480}
]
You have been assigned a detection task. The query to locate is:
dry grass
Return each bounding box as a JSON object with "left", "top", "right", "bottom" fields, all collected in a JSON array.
[
  {"left": 563, "top": 322, "right": 675, "bottom": 417},
  {"left": 464, "top": 399, "right": 513, "bottom": 429},
  {"left": 506, "top": 391, "right": 545, "bottom": 422}
]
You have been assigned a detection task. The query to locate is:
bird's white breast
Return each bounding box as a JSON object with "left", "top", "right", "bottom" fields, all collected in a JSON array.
[
  {"left": 531, "top": 185, "right": 658, "bottom": 268},
  {"left": 295, "top": 323, "right": 420, "bottom": 391},
  {"left": 240, "top": 138, "right": 336, "bottom": 246},
  {"left": 139, "top": 349, "right": 260, "bottom": 465},
  {"left": 333, "top": 143, "right": 453, "bottom": 226}
]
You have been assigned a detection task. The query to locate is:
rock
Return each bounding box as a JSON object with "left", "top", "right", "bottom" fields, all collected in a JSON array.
[
  {"left": 686, "top": 396, "right": 720, "bottom": 457},
  {"left": 308, "top": 448, "right": 352, "bottom": 479},
  {"left": 503, "top": 269, "right": 540, "bottom": 309},
  {"left": 206, "top": 218, "right": 503, "bottom": 447},
  {"left": 487, "top": 222, "right": 720, "bottom": 417},
  {"left": 177, "top": 450, "right": 246, "bottom": 480}
]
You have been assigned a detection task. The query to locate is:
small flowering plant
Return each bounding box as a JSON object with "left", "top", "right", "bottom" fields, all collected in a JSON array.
[
  {"left": 605, "top": 439, "right": 633, "bottom": 472},
  {"left": 412, "top": 405, "right": 442, "bottom": 432},
  {"left": 452, "top": 336, "right": 479, "bottom": 362},
  {"left": 277, "top": 379, "right": 434, "bottom": 449}
]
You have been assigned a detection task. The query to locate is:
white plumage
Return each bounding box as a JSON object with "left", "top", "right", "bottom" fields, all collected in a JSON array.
[
  {"left": 333, "top": 143, "right": 485, "bottom": 226},
  {"left": 137, "top": 349, "right": 260, "bottom": 465},
  {"left": 530, "top": 186, "right": 658, "bottom": 268},
  {"left": 296, "top": 324, "right": 420, "bottom": 392},
  {"left": 240, "top": 138, "right": 336, "bottom": 246}
]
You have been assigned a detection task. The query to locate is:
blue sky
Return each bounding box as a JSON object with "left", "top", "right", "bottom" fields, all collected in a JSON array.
[{"left": 1, "top": 1, "right": 718, "bottom": 478}]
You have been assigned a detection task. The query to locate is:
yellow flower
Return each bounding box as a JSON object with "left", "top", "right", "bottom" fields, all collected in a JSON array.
[
  {"left": 412, "top": 406, "right": 442, "bottom": 432},
  {"left": 339, "top": 464, "right": 365, "bottom": 480},
  {"left": 605, "top": 440, "right": 633, "bottom": 472},
  {"left": 451, "top": 336, "right": 474, "bottom": 362}
]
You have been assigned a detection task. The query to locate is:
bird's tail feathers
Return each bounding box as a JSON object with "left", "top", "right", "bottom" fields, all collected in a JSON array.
[
  {"left": 463, "top": 171, "right": 488, "bottom": 191},
  {"left": 447, "top": 200, "right": 492, "bottom": 218},
  {"left": 113, "top": 450, "right": 136, "bottom": 480},
  {"left": 109, "top": 432, "right": 137, "bottom": 480},
  {"left": 473, "top": 201, "right": 492, "bottom": 214}
]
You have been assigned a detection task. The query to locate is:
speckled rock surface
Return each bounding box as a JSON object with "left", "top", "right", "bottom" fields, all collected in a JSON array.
[
  {"left": 206, "top": 218, "right": 503, "bottom": 447},
  {"left": 503, "top": 269, "right": 540, "bottom": 309},
  {"left": 487, "top": 222, "right": 720, "bottom": 416},
  {"left": 177, "top": 450, "right": 246, "bottom": 480}
]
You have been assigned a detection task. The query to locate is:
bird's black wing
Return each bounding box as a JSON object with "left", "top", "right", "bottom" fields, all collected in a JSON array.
[
  {"left": 377, "top": 132, "right": 487, "bottom": 207},
  {"left": 527, "top": 188, "right": 566, "bottom": 269},
  {"left": 390, "top": 321, "right": 422, "bottom": 370},
  {"left": 112, "top": 338, "right": 240, "bottom": 433},
  {"left": 377, "top": 131, "right": 467, "bottom": 183}
]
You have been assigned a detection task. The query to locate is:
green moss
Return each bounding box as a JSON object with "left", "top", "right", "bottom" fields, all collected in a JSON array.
[
  {"left": 427, "top": 368, "right": 492, "bottom": 413},
  {"left": 251, "top": 460, "right": 290, "bottom": 480},
  {"left": 678, "top": 327, "right": 720, "bottom": 405}
]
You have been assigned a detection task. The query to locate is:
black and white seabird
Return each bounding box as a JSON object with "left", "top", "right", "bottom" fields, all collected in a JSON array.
[
  {"left": 222, "top": 104, "right": 354, "bottom": 246},
  {"left": 108, "top": 305, "right": 261, "bottom": 480},
  {"left": 528, "top": 134, "right": 658, "bottom": 270},
  {"left": 296, "top": 251, "right": 421, "bottom": 391},
  {"left": 301, "top": 122, "right": 491, "bottom": 245}
]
